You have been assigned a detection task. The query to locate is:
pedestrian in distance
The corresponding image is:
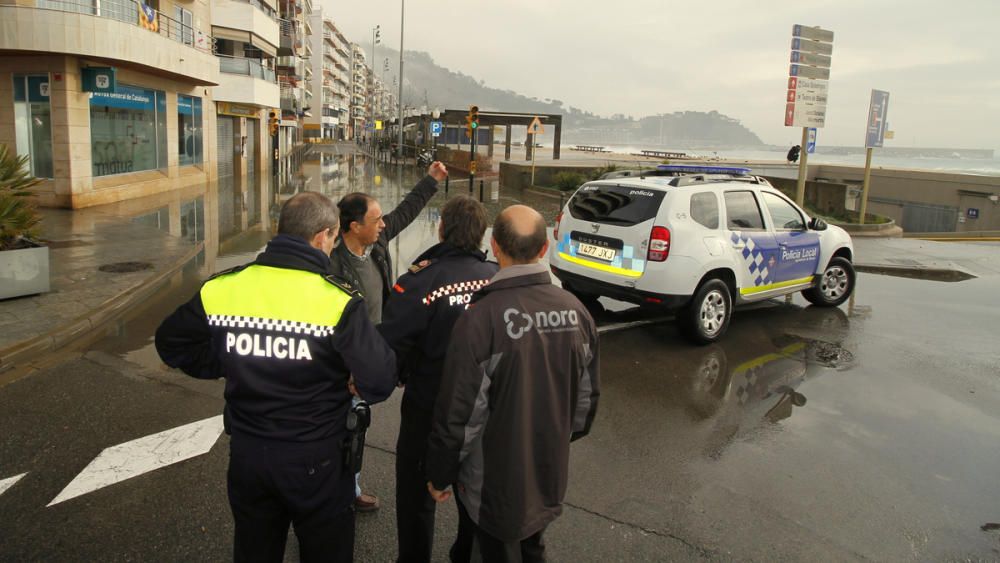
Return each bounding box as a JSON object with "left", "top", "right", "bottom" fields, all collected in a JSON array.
[
  {"left": 155, "top": 192, "right": 398, "bottom": 563},
  {"left": 330, "top": 161, "right": 448, "bottom": 512},
  {"left": 787, "top": 144, "right": 801, "bottom": 164},
  {"left": 426, "top": 205, "right": 601, "bottom": 563},
  {"left": 379, "top": 195, "right": 499, "bottom": 563}
]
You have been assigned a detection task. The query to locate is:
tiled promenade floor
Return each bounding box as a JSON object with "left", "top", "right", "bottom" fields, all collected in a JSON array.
[{"left": 0, "top": 206, "right": 200, "bottom": 372}]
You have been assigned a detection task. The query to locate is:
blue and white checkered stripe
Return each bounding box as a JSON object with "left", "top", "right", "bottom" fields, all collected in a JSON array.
[
  {"left": 207, "top": 315, "right": 336, "bottom": 338},
  {"left": 731, "top": 231, "right": 771, "bottom": 287},
  {"left": 558, "top": 234, "right": 645, "bottom": 274}
]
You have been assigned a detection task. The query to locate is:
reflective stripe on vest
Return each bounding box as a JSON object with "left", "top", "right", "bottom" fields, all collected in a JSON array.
[{"left": 200, "top": 265, "right": 352, "bottom": 337}]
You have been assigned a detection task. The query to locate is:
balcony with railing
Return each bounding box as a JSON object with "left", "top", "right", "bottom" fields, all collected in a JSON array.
[
  {"left": 1, "top": 0, "right": 219, "bottom": 84},
  {"left": 277, "top": 17, "right": 302, "bottom": 56},
  {"left": 215, "top": 54, "right": 279, "bottom": 107},
  {"left": 220, "top": 55, "right": 276, "bottom": 82},
  {"left": 211, "top": 0, "right": 279, "bottom": 49}
]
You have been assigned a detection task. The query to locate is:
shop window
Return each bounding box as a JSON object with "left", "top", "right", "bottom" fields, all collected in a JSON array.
[
  {"left": 177, "top": 95, "right": 203, "bottom": 166},
  {"left": 90, "top": 84, "right": 168, "bottom": 176},
  {"left": 12, "top": 75, "right": 54, "bottom": 179}
]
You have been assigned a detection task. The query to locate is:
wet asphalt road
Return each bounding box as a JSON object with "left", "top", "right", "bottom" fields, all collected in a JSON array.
[{"left": 2, "top": 150, "right": 999, "bottom": 561}]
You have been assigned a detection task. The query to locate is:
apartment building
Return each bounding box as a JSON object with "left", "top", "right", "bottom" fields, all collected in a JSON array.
[
  {"left": 210, "top": 0, "right": 279, "bottom": 233},
  {"left": 348, "top": 43, "right": 367, "bottom": 141},
  {"left": 304, "top": 11, "right": 349, "bottom": 141},
  {"left": 275, "top": 0, "right": 310, "bottom": 158},
  {"left": 0, "top": 0, "right": 219, "bottom": 208}
]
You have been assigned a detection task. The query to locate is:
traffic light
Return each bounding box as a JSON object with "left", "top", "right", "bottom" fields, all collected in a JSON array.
[
  {"left": 268, "top": 109, "right": 279, "bottom": 136},
  {"left": 466, "top": 105, "right": 479, "bottom": 139}
]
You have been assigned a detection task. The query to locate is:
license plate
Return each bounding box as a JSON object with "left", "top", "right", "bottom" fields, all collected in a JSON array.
[{"left": 578, "top": 242, "right": 616, "bottom": 261}]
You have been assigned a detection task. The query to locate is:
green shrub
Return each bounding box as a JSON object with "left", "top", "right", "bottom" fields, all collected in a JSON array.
[
  {"left": 0, "top": 145, "right": 43, "bottom": 251},
  {"left": 588, "top": 164, "right": 618, "bottom": 180},
  {"left": 552, "top": 171, "right": 586, "bottom": 191}
]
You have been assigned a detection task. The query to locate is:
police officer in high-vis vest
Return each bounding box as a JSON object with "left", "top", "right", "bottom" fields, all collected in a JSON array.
[{"left": 155, "top": 191, "right": 397, "bottom": 563}]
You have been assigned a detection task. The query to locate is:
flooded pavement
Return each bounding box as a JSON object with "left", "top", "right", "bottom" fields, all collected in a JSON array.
[
  {"left": 14, "top": 146, "right": 1000, "bottom": 560},
  {"left": 567, "top": 272, "right": 1000, "bottom": 560}
]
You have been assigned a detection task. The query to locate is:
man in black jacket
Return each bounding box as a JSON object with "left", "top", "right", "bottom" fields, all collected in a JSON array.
[
  {"left": 379, "top": 195, "right": 498, "bottom": 563},
  {"left": 331, "top": 162, "right": 448, "bottom": 324},
  {"left": 331, "top": 161, "right": 447, "bottom": 511},
  {"left": 426, "top": 205, "right": 600, "bottom": 563},
  {"left": 155, "top": 192, "right": 398, "bottom": 562}
]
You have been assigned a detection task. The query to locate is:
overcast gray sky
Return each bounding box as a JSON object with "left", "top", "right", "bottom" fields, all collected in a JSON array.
[{"left": 326, "top": 0, "right": 1000, "bottom": 149}]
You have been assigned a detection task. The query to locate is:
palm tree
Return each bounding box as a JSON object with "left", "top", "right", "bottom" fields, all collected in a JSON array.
[{"left": 0, "top": 144, "right": 43, "bottom": 251}]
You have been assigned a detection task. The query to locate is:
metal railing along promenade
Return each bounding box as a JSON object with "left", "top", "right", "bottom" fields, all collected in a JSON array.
[{"left": 33, "top": 0, "right": 212, "bottom": 52}]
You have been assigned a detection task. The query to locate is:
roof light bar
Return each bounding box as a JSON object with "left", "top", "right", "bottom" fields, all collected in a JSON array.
[{"left": 656, "top": 164, "right": 752, "bottom": 175}]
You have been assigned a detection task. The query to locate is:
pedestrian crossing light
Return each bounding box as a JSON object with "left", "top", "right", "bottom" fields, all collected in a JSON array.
[
  {"left": 268, "top": 109, "right": 279, "bottom": 137},
  {"left": 466, "top": 105, "right": 479, "bottom": 138}
]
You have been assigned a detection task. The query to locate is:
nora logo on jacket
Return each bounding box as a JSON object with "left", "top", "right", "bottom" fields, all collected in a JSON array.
[{"left": 503, "top": 308, "right": 579, "bottom": 340}]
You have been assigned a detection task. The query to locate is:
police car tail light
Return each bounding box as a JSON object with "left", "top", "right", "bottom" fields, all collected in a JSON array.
[
  {"left": 648, "top": 226, "right": 670, "bottom": 262},
  {"left": 554, "top": 211, "right": 563, "bottom": 240}
]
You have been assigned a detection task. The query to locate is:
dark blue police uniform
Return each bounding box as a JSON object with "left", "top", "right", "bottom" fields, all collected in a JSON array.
[
  {"left": 156, "top": 234, "right": 398, "bottom": 563},
  {"left": 378, "top": 242, "right": 498, "bottom": 563}
]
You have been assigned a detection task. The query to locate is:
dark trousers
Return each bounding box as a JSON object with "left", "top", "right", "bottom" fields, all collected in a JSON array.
[
  {"left": 456, "top": 498, "right": 546, "bottom": 563},
  {"left": 396, "top": 399, "right": 475, "bottom": 563},
  {"left": 228, "top": 434, "right": 356, "bottom": 563}
]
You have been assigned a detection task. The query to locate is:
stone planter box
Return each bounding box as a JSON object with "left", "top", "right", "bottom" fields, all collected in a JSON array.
[{"left": 0, "top": 244, "right": 50, "bottom": 300}]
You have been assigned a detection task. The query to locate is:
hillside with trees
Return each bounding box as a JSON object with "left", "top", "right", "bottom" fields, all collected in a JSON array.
[{"left": 376, "top": 48, "right": 764, "bottom": 147}]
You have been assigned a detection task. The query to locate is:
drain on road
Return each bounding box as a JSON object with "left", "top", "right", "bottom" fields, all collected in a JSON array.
[{"left": 98, "top": 262, "right": 153, "bottom": 273}]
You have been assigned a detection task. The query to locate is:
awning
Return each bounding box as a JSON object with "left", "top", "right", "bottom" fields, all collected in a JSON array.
[
  {"left": 212, "top": 26, "right": 250, "bottom": 43},
  {"left": 250, "top": 33, "right": 278, "bottom": 58}
]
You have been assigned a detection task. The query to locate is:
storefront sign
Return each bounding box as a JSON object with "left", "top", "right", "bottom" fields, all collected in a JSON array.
[
  {"left": 82, "top": 67, "right": 117, "bottom": 94},
  {"left": 217, "top": 102, "right": 259, "bottom": 118},
  {"left": 90, "top": 84, "right": 154, "bottom": 111}
]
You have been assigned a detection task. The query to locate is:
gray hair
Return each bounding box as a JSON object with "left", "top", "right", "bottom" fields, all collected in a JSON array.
[{"left": 278, "top": 192, "right": 339, "bottom": 241}]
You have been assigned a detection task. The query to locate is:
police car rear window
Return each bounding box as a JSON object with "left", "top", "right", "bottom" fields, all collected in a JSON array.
[{"left": 568, "top": 184, "right": 666, "bottom": 226}]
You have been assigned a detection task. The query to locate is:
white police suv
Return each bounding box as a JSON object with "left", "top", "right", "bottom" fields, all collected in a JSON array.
[{"left": 549, "top": 165, "right": 856, "bottom": 344}]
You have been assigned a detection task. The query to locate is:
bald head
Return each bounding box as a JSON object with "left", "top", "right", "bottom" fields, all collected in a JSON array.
[{"left": 492, "top": 205, "right": 548, "bottom": 264}]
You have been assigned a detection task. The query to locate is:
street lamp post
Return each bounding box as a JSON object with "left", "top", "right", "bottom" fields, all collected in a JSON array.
[
  {"left": 396, "top": 0, "right": 405, "bottom": 160},
  {"left": 431, "top": 108, "right": 440, "bottom": 160},
  {"left": 370, "top": 25, "right": 380, "bottom": 147}
]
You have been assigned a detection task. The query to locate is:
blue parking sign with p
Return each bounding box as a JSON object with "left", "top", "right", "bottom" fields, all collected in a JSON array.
[
  {"left": 431, "top": 121, "right": 442, "bottom": 137},
  {"left": 807, "top": 128, "right": 817, "bottom": 153}
]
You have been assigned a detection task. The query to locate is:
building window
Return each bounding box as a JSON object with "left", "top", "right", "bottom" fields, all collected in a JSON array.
[
  {"left": 177, "top": 95, "right": 203, "bottom": 166},
  {"left": 12, "top": 75, "right": 54, "bottom": 179},
  {"left": 175, "top": 6, "right": 193, "bottom": 45},
  {"left": 90, "top": 84, "right": 167, "bottom": 177}
]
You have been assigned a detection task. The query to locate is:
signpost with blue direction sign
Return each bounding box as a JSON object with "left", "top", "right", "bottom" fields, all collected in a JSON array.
[
  {"left": 786, "top": 25, "right": 833, "bottom": 130},
  {"left": 859, "top": 89, "right": 891, "bottom": 226},
  {"left": 865, "top": 89, "right": 890, "bottom": 148},
  {"left": 430, "top": 121, "right": 442, "bottom": 137},
  {"left": 786, "top": 24, "right": 834, "bottom": 207}
]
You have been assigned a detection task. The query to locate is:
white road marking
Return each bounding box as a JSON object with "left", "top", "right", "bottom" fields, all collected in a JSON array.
[
  {"left": 0, "top": 473, "right": 27, "bottom": 496},
  {"left": 48, "top": 415, "right": 224, "bottom": 506}
]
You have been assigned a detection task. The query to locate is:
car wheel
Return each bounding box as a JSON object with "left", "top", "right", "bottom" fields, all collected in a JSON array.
[
  {"left": 802, "top": 257, "right": 855, "bottom": 307},
  {"left": 680, "top": 279, "right": 732, "bottom": 345}
]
